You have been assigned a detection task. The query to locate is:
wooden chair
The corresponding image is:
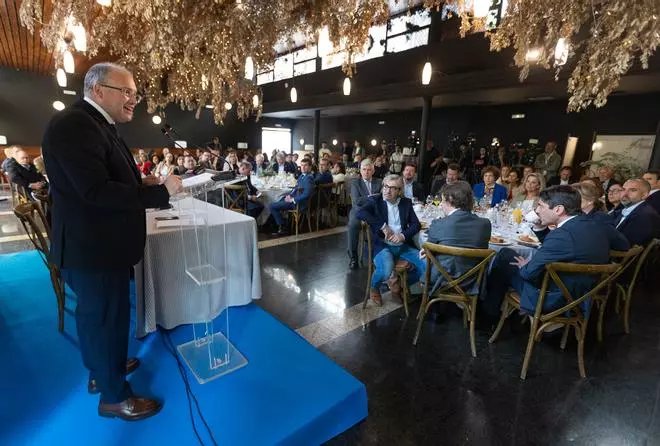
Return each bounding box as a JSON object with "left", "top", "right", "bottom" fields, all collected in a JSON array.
[
  {"left": 13, "top": 202, "right": 66, "bottom": 333},
  {"left": 615, "top": 239, "right": 660, "bottom": 334},
  {"left": 360, "top": 221, "right": 413, "bottom": 316},
  {"left": 10, "top": 182, "right": 30, "bottom": 207},
  {"left": 413, "top": 242, "right": 495, "bottom": 357},
  {"left": 489, "top": 262, "right": 621, "bottom": 379},
  {"left": 222, "top": 184, "right": 248, "bottom": 214},
  {"left": 32, "top": 189, "right": 51, "bottom": 223},
  {"left": 286, "top": 187, "right": 313, "bottom": 236},
  {"left": 314, "top": 183, "right": 336, "bottom": 229}
]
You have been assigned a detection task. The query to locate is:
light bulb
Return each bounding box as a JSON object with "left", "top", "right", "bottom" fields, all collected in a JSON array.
[
  {"left": 63, "top": 50, "right": 75, "bottom": 73},
  {"left": 525, "top": 48, "right": 542, "bottom": 62},
  {"left": 252, "top": 94, "right": 260, "bottom": 108},
  {"left": 290, "top": 87, "right": 297, "bottom": 103},
  {"left": 332, "top": 139, "right": 338, "bottom": 146},
  {"left": 472, "top": 0, "right": 490, "bottom": 18},
  {"left": 245, "top": 56, "right": 254, "bottom": 80},
  {"left": 72, "top": 24, "right": 87, "bottom": 52},
  {"left": 0, "top": 135, "right": 7, "bottom": 145},
  {"left": 343, "top": 77, "right": 351, "bottom": 96},
  {"left": 52, "top": 101, "right": 65, "bottom": 111},
  {"left": 96, "top": 0, "right": 111, "bottom": 5},
  {"left": 56, "top": 68, "right": 67, "bottom": 87},
  {"left": 554, "top": 38, "right": 569, "bottom": 66},
  {"left": 224, "top": 102, "right": 233, "bottom": 110},
  {"left": 299, "top": 138, "right": 305, "bottom": 146},
  {"left": 205, "top": 104, "right": 214, "bottom": 109},
  {"left": 422, "top": 62, "right": 432, "bottom": 85},
  {"left": 201, "top": 74, "right": 208, "bottom": 90},
  {"left": 318, "top": 27, "right": 332, "bottom": 57},
  {"left": 370, "top": 139, "right": 377, "bottom": 147},
  {"left": 152, "top": 115, "right": 162, "bottom": 125}
]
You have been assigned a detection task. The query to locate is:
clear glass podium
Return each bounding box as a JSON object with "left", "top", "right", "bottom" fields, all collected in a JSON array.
[{"left": 171, "top": 174, "right": 248, "bottom": 384}]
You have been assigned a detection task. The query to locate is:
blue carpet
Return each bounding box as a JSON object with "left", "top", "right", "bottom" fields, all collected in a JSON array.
[{"left": 0, "top": 251, "right": 367, "bottom": 445}]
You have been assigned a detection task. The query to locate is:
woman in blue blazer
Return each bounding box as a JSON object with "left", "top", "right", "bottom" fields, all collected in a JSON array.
[{"left": 472, "top": 165, "right": 508, "bottom": 207}]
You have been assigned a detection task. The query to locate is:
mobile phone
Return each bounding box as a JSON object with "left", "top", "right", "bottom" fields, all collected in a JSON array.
[{"left": 155, "top": 216, "right": 179, "bottom": 221}]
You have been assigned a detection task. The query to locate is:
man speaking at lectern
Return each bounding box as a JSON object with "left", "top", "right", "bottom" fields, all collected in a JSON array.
[{"left": 42, "top": 63, "right": 182, "bottom": 421}]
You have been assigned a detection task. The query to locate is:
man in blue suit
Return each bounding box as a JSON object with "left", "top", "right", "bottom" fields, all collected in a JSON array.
[
  {"left": 484, "top": 186, "right": 627, "bottom": 318},
  {"left": 269, "top": 158, "right": 314, "bottom": 235},
  {"left": 615, "top": 179, "right": 660, "bottom": 246},
  {"left": 356, "top": 174, "right": 425, "bottom": 305}
]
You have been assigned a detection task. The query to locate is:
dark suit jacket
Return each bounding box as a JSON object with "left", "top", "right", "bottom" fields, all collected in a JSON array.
[
  {"left": 6, "top": 162, "right": 46, "bottom": 190},
  {"left": 520, "top": 215, "right": 619, "bottom": 313},
  {"left": 547, "top": 176, "right": 573, "bottom": 187},
  {"left": 427, "top": 210, "right": 491, "bottom": 293},
  {"left": 646, "top": 191, "right": 660, "bottom": 215},
  {"left": 314, "top": 171, "right": 333, "bottom": 185},
  {"left": 356, "top": 196, "right": 421, "bottom": 256},
  {"left": 42, "top": 99, "right": 170, "bottom": 270},
  {"left": 271, "top": 162, "right": 296, "bottom": 175},
  {"left": 286, "top": 173, "right": 314, "bottom": 208},
  {"left": 615, "top": 201, "right": 660, "bottom": 247},
  {"left": 350, "top": 177, "right": 383, "bottom": 209},
  {"left": 472, "top": 183, "right": 508, "bottom": 207},
  {"left": 403, "top": 180, "right": 425, "bottom": 202}
]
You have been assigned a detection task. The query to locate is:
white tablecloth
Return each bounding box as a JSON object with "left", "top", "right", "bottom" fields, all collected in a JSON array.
[
  {"left": 257, "top": 187, "right": 289, "bottom": 225},
  {"left": 134, "top": 198, "right": 262, "bottom": 338}
]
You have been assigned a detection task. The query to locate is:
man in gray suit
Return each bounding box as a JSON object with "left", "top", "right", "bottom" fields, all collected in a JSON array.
[
  {"left": 348, "top": 159, "right": 382, "bottom": 269},
  {"left": 534, "top": 141, "right": 562, "bottom": 183},
  {"left": 424, "top": 181, "right": 491, "bottom": 293}
]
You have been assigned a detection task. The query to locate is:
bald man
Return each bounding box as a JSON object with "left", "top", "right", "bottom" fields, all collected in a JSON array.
[{"left": 615, "top": 179, "right": 660, "bottom": 246}]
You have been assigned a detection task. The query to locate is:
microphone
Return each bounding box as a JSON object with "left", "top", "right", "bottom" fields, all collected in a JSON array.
[{"left": 161, "top": 123, "right": 233, "bottom": 173}]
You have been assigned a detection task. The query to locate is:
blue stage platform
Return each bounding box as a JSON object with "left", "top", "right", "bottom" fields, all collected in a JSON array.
[{"left": 0, "top": 251, "right": 367, "bottom": 445}]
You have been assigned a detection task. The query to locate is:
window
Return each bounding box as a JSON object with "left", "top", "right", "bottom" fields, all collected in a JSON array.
[{"left": 262, "top": 127, "right": 292, "bottom": 154}]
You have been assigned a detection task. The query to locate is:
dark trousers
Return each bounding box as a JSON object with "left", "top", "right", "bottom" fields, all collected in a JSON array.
[
  {"left": 346, "top": 210, "right": 361, "bottom": 256},
  {"left": 61, "top": 268, "right": 131, "bottom": 404},
  {"left": 482, "top": 248, "right": 526, "bottom": 317},
  {"left": 247, "top": 200, "right": 264, "bottom": 219}
]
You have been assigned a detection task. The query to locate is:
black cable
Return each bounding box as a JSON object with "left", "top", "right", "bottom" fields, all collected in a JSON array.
[{"left": 159, "top": 328, "right": 218, "bottom": 446}]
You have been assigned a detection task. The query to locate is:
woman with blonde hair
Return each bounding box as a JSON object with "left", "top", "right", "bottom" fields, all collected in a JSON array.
[
  {"left": 155, "top": 152, "right": 176, "bottom": 178},
  {"left": 572, "top": 181, "right": 614, "bottom": 224},
  {"left": 511, "top": 172, "right": 545, "bottom": 210}
]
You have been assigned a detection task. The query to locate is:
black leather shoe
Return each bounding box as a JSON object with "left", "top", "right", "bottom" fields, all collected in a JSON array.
[
  {"left": 98, "top": 396, "right": 162, "bottom": 421},
  {"left": 349, "top": 257, "right": 358, "bottom": 269},
  {"left": 271, "top": 225, "right": 288, "bottom": 236},
  {"left": 88, "top": 358, "right": 140, "bottom": 394}
]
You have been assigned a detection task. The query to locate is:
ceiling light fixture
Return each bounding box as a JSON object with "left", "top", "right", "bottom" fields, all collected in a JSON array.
[
  {"left": 525, "top": 48, "right": 542, "bottom": 62},
  {"left": 52, "top": 101, "right": 65, "bottom": 111},
  {"left": 224, "top": 102, "right": 233, "bottom": 110},
  {"left": 245, "top": 56, "right": 254, "bottom": 80},
  {"left": 252, "top": 94, "right": 260, "bottom": 108},
  {"left": 0, "top": 135, "right": 7, "bottom": 145},
  {"left": 56, "top": 68, "right": 67, "bottom": 87},
  {"left": 152, "top": 115, "right": 162, "bottom": 125},
  {"left": 299, "top": 138, "right": 305, "bottom": 145},
  {"left": 343, "top": 77, "right": 351, "bottom": 96},
  {"left": 370, "top": 139, "right": 377, "bottom": 147},
  {"left": 472, "top": 0, "right": 490, "bottom": 18},
  {"left": 63, "top": 50, "right": 75, "bottom": 73},
  {"left": 72, "top": 24, "right": 87, "bottom": 52},
  {"left": 422, "top": 62, "right": 432, "bottom": 85},
  {"left": 554, "top": 38, "right": 569, "bottom": 66},
  {"left": 96, "top": 0, "right": 111, "bottom": 5},
  {"left": 332, "top": 139, "right": 338, "bottom": 146},
  {"left": 290, "top": 87, "right": 298, "bottom": 103}
]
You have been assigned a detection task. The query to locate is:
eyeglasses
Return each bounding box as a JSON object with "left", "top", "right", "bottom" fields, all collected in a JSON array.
[
  {"left": 99, "top": 83, "right": 142, "bottom": 103},
  {"left": 382, "top": 185, "right": 400, "bottom": 191},
  {"left": 608, "top": 189, "right": 623, "bottom": 194}
]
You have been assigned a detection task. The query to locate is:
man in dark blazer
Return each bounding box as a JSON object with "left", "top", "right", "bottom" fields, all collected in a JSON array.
[
  {"left": 237, "top": 161, "right": 264, "bottom": 219},
  {"left": 598, "top": 166, "right": 620, "bottom": 210},
  {"left": 547, "top": 166, "right": 573, "bottom": 186},
  {"left": 270, "top": 152, "right": 297, "bottom": 175},
  {"left": 269, "top": 158, "right": 314, "bottom": 235},
  {"left": 314, "top": 158, "right": 333, "bottom": 185},
  {"left": 643, "top": 170, "right": 660, "bottom": 214},
  {"left": 401, "top": 164, "right": 426, "bottom": 202},
  {"left": 347, "top": 159, "right": 382, "bottom": 269},
  {"left": 425, "top": 181, "right": 491, "bottom": 294},
  {"left": 6, "top": 148, "right": 48, "bottom": 195},
  {"left": 616, "top": 179, "right": 660, "bottom": 246},
  {"left": 42, "top": 63, "right": 182, "bottom": 421},
  {"left": 356, "top": 174, "right": 424, "bottom": 305},
  {"left": 430, "top": 163, "right": 460, "bottom": 196},
  {"left": 484, "top": 186, "right": 624, "bottom": 318}
]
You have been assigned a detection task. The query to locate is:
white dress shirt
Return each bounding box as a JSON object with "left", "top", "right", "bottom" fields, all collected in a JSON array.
[
  {"left": 404, "top": 181, "right": 414, "bottom": 199},
  {"left": 557, "top": 215, "right": 577, "bottom": 228},
  {"left": 382, "top": 198, "right": 403, "bottom": 245},
  {"left": 84, "top": 96, "right": 114, "bottom": 125}
]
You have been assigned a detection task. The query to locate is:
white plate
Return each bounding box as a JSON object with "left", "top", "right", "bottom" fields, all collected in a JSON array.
[{"left": 489, "top": 239, "right": 513, "bottom": 246}]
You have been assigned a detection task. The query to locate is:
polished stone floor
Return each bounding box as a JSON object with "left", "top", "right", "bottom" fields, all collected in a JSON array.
[{"left": 2, "top": 196, "right": 660, "bottom": 445}]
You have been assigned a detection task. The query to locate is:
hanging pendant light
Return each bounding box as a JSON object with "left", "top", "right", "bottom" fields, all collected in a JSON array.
[
  {"left": 554, "top": 38, "right": 569, "bottom": 66},
  {"left": 472, "top": 0, "right": 490, "bottom": 18},
  {"left": 290, "top": 87, "right": 298, "bottom": 103},
  {"left": 151, "top": 115, "right": 162, "bottom": 125},
  {"left": 245, "top": 56, "right": 254, "bottom": 80},
  {"left": 422, "top": 62, "right": 432, "bottom": 85},
  {"left": 252, "top": 94, "right": 260, "bottom": 108},
  {"left": 343, "top": 77, "right": 351, "bottom": 96},
  {"left": 224, "top": 102, "right": 233, "bottom": 110},
  {"left": 52, "top": 101, "right": 65, "bottom": 111},
  {"left": 56, "top": 68, "right": 67, "bottom": 87},
  {"left": 72, "top": 24, "right": 87, "bottom": 52},
  {"left": 318, "top": 27, "right": 332, "bottom": 57},
  {"left": 63, "top": 50, "right": 75, "bottom": 74},
  {"left": 96, "top": 0, "right": 111, "bottom": 5}
]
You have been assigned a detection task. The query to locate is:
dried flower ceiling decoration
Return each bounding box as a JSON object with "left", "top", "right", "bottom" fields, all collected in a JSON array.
[
  {"left": 427, "top": 0, "right": 660, "bottom": 111},
  {"left": 19, "top": 0, "right": 391, "bottom": 123}
]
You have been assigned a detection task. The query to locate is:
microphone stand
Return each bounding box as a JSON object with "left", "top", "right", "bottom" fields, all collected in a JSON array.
[{"left": 161, "top": 125, "right": 233, "bottom": 173}]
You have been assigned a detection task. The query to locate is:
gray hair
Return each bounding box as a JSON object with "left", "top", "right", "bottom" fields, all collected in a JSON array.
[
  {"left": 84, "top": 62, "right": 131, "bottom": 97},
  {"left": 360, "top": 159, "right": 373, "bottom": 169},
  {"left": 383, "top": 174, "right": 403, "bottom": 188},
  {"left": 239, "top": 161, "right": 252, "bottom": 170}
]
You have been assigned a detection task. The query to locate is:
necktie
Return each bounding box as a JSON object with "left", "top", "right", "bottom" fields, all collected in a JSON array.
[{"left": 366, "top": 181, "right": 371, "bottom": 195}]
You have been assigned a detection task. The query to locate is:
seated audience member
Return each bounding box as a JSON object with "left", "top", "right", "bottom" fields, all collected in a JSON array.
[
  {"left": 269, "top": 158, "right": 314, "bottom": 235},
  {"left": 197, "top": 150, "right": 212, "bottom": 170},
  {"left": 572, "top": 181, "right": 629, "bottom": 248},
  {"left": 175, "top": 155, "right": 185, "bottom": 173},
  {"left": 349, "top": 154, "right": 363, "bottom": 170},
  {"left": 484, "top": 186, "right": 628, "bottom": 318},
  {"left": 643, "top": 170, "right": 660, "bottom": 214},
  {"left": 347, "top": 159, "right": 382, "bottom": 269},
  {"left": 356, "top": 174, "right": 424, "bottom": 305},
  {"left": 314, "top": 158, "right": 333, "bottom": 185},
  {"left": 236, "top": 161, "right": 264, "bottom": 219},
  {"left": 507, "top": 168, "right": 524, "bottom": 200},
  {"left": 548, "top": 166, "right": 573, "bottom": 186},
  {"left": 606, "top": 183, "right": 624, "bottom": 216},
  {"left": 253, "top": 153, "right": 269, "bottom": 174},
  {"left": 430, "top": 163, "right": 460, "bottom": 196},
  {"left": 341, "top": 153, "right": 351, "bottom": 168},
  {"left": 401, "top": 164, "right": 425, "bottom": 202},
  {"left": 496, "top": 165, "right": 511, "bottom": 189},
  {"left": 7, "top": 149, "right": 48, "bottom": 195},
  {"left": 615, "top": 179, "right": 660, "bottom": 246},
  {"left": 150, "top": 155, "right": 161, "bottom": 174},
  {"left": 2, "top": 146, "right": 18, "bottom": 172},
  {"left": 136, "top": 153, "right": 152, "bottom": 175},
  {"left": 425, "top": 181, "right": 491, "bottom": 293},
  {"left": 155, "top": 152, "right": 176, "bottom": 178},
  {"left": 522, "top": 165, "right": 534, "bottom": 179},
  {"left": 331, "top": 162, "right": 346, "bottom": 183},
  {"left": 472, "top": 166, "right": 508, "bottom": 207},
  {"left": 270, "top": 152, "right": 296, "bottom": 175},
  {"left": 511, "top": 172, "right": 544, "bottom": 209},
  {"left": 599, "top": 166, "right": 620, "bottom": 210},
  {"left": 223, "top": 152, "right": 240, "bottom": 173},
  {"left": 177, "top": 155, "right": 197, "bottom": 176},
  {"left": 374, "top": 154, "right": 389, "bottom": 178}
]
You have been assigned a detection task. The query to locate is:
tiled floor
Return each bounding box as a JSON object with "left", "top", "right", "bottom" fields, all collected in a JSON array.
[{"left": 3, "top": 199, "right": 660, "bottom": 445}]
